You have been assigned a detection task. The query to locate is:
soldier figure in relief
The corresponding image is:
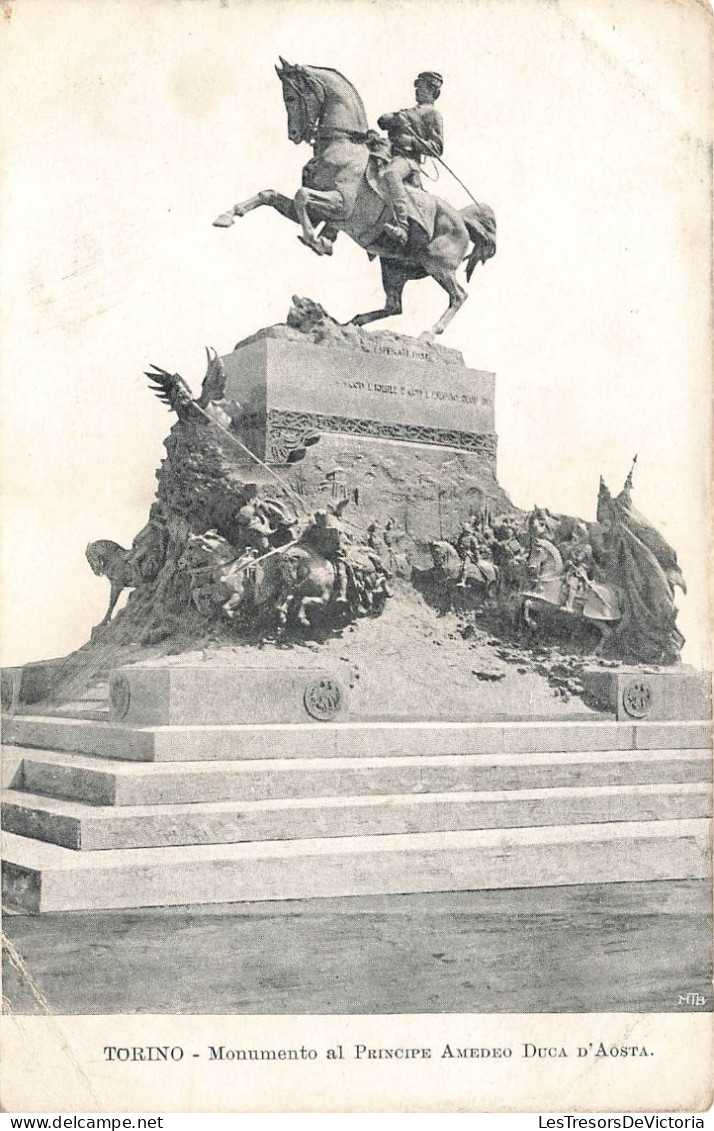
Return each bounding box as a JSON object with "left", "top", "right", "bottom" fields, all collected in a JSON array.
[
  {"left": 235, "top": 506, "right": 274, "bottom": 558},
  {"left": 375, "top": 71, "right": 444, "bottom": 248},
  {"left": 301, "top": 507, "right": 351, "bottom": 607},
  {"left": 454, "top": 521, "right": 483, "bottom": 587},
  {"left": 234, "top": 484, "right": 298, "bottom": 557},
  {"left": 559, "top": 520, "right": 596, "bottom": 611}
]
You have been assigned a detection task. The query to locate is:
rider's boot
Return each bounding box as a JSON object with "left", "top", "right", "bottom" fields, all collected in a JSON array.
[{"left": 382, "top": 197, "right": 409, "bottom": 248}]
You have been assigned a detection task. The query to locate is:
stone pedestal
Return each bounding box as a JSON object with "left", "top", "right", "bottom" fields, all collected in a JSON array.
[
  {"left": 107, "top": 665, "right": 349, "bottom": 727},
  {"left": 221, "top": 327, "right": 496, "bottom": 466},
  {"left": 218, "top": 321, "right": 507, "bottom": 542},
  {"left": 580, "top": 666, "right": 711, "bottom": 722}
]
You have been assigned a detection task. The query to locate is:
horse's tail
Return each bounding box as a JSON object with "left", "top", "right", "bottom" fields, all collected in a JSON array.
[{"left": 461, "top": 202, "right": 497, "bottom": 282}]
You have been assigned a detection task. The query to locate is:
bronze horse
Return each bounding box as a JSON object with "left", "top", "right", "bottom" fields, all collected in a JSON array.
[
  {"left": 179, "top": 531, "right": 337, "bottom": 630},
  {"left": 214, "top": 61, "right": 496, "bottom": 338},
  {"left": 85, "top": 539, "right": 136, "bottom": 625},
  {"left": 519, "top": 511, "right": 622, "bottom": 653}
]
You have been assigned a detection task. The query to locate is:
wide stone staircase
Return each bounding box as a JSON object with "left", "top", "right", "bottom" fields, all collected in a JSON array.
[{"left": 2, "top": 696, "right": 711, "bottom": 914}]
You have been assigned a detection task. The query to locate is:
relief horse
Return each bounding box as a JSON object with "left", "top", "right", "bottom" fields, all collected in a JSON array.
[
  {"left": 179, "top": 531, "right": 338, "bottom": 631},
  {"left": 86, "top": 539, "right": 137, "bottom": 626},
  {"left": 429, "top": 539, "right": 499, "bottom": 593},
  {"left": 214, "top": 61, "right": 496, "bottom": 338},
  {"left": 178, "top": 531, "right": 252, "bottom": 621},
  {"left": 519, "top": 512, "right": 622, "bottom": 653}
]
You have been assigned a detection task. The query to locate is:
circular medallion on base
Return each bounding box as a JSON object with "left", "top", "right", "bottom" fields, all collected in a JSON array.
[
  {"left": 622, "top": 679, "right": 653, "bottom": 719},
  {"left": 303, "top": 677, "right": 343, "bottom": 722},
  {"left": 110, "top": 673, "right": 131, "bottom": 720}
]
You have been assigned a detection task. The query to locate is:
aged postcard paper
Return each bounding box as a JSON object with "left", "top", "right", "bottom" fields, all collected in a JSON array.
[{"left": 1, "top": 0, "right": 712, "bottom": 1115}]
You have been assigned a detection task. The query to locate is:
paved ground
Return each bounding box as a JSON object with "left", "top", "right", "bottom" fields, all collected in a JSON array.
[{"left": 3, "top": 880, "right": 711, "bottom": 1015}]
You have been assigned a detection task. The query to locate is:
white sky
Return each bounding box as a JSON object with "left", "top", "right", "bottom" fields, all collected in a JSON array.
[{"left": 0, "top": 0, "right": 711, "bottom": 668}]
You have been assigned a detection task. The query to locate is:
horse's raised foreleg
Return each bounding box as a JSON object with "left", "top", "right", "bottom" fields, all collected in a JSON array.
[
  {"left": 294, "top": 187, "right": 344, "bottom": 255},
  {"left": 222, "top": 588, "right": 246, "bottom": 620},
  {"left": 350, "top": 259, "right": 409, "bottom": 327},
  {"left": 213, "top": 190, "right": 298, "bottom": 228}
]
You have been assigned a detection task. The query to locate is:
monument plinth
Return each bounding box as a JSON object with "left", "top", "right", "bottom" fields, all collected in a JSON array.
[
  {"left": 222, "top": 325, "right": 496, "bottom": 468},
  {"left": 212, "top": 302, "right": 506, "bottom": 542}
]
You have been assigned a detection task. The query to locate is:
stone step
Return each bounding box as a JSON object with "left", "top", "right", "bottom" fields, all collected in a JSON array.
[
  {"left": 10, "top": 747, "right": 711, "bottom": 806},
  {"left": 3, "top": 783, "right": 710, "bottom": 851},
  {"left": 2, "top": 715, "right": 711, "bottom": 763},
  {"left": 3, "top": 819, "right": 710, "bottom": 913}
]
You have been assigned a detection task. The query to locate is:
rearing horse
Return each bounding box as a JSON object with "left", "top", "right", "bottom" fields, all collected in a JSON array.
[{"left": 214, "top": 61, "right": 496, "bottom": 338}]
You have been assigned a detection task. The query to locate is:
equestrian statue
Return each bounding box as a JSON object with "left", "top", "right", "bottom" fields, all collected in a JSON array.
[
  {"left": 519, "top": 508, "right": 623, "bottom": 654},
  {"left": 214, "top": 63, "right": 496, "bottom": 338}
]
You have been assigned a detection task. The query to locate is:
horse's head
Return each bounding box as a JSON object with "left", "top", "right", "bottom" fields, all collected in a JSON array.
[
  {"left": 178, "top": 530, "right": 233, "bottom": 572},
  {"left": 86, "top": 539, "right": 126, "bottom": 579},
  {"left": 429, "top": 540, "right": 454, "bottom": 570},
  {"left": 275, "top": 58, "right": 324, "bottom": 144},
  {"left": 86, "top": 541, "right": 106, "bottom": 577},
  {"left": 527, "top": 506, "right": 559, "bottom": 543},
  {"left": 275, "top": 59, "right": 368, "bottom": 143}
]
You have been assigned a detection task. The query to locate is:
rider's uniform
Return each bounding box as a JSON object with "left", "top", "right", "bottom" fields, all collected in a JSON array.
[
  {"left": 236, "top": 509, "right": 273, "bottom": 557},
  {"left": 561, "top": 539, "right": 594, "bottom": 610},
  {"left": 454, "top": 528, "right": 483, "bottom": 585},
  {"left": 301, "top": 513, "right": 351, "bottom": 603},
  {"left": 376, "top": 100, "right": 443, "bottom": 244}
]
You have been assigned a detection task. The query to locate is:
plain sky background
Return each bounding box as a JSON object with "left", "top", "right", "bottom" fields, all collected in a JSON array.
[{"left": 0, "top": 0, "right": 711, "bottom": 668}]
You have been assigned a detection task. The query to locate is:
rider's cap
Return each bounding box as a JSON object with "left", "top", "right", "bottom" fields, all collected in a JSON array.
[
  {"left": 416, "top": 71, "right": 443, "bottom": 88},
  {"left": 237, "top": 506, "right": 254, "bottom": 524}
]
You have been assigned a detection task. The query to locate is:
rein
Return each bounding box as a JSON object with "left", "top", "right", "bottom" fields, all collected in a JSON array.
[
  {"left": 315, "top": 127, "right": 368, "bottom": 143},
  {"left": 283, "top": 69, "right": 366, "bottom": 147},
  {"left": 281, "top": 70, "right": 325, "bottom": 143}
]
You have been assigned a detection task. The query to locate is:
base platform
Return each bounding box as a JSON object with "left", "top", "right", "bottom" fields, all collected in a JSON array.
[{"left": 2, "top": 702, "right": 711, "bottom": 913}]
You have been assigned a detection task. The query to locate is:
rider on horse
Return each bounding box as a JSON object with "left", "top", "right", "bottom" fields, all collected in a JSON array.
[
  {"left": 560, "top": 521, "right": 596, "bottom": 611},
  {"left": 233, "top": 483, "right": 298, "bottom": 556},
  {"left": 374, "top": 71, "right": 444, "bottom": 248},
  {"left": 218, "top": 61, "right": 495, "bottom": 336},
  {"left": 235, "top": 506, "right": 274, "bottom": 558},
  {"left": 300, "top": 508, "right": 351, "bottom": 607}
]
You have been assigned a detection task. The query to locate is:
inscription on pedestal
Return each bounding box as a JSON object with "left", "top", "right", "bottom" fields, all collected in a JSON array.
[{"left": 221, "top": 333, "right": 496, "bottom": 462}]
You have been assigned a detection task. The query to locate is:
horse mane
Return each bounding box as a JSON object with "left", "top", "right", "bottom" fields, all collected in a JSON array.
[
  {"left": 86, "top": 538, "right": 127, "bottom": 564},
  {"left": 301, "top": 65, "right": 369, "bottom": 133},
  {"left": 530, "top": 537, "right": 563, "bottom": 574}
]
